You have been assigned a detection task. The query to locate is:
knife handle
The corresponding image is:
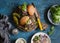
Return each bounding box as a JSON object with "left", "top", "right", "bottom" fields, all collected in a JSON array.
[{"left": 37, "top": 18, "right": 43, "bottom": 30}]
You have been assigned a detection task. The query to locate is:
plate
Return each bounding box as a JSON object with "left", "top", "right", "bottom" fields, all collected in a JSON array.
[
  {"left": 15, "top": 38, "right": 27, "bottom": 43},
  {"left": 31, "top": 32, "right": 51, "bottom": 43},
  {"left": 47, "top": 5, "right": 60, "bottom": 25}
]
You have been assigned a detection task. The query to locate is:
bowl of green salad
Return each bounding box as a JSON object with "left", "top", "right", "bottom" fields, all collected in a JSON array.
[{"left": 47, "top": 5, "right": 60, "bottom": 25}]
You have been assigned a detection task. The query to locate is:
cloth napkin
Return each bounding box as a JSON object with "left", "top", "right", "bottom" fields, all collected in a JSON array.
[{"left": 0, "top": 14, "right": 11, "bottom": 43}]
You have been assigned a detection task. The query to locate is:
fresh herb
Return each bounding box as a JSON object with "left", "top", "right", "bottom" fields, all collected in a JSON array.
[
  {"left": 50, "top": 26, "right": 54, "bottom": 31},
  {"left": 21, "top": 2, "right": 27, "bottom": 11},
  {"left": 47, "top": 26, "right": 55, "bottom": 35}
]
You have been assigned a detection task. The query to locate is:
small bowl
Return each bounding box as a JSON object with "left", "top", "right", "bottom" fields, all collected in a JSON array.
[
  {"left": 47, "top": 5, "right": 60, "bottom": 25},
  {"left": 31, "top": 32, "right": 51, "bottom": 43},
  {"left": 15, "top": 38, "right": 27, "bottom": 43}
]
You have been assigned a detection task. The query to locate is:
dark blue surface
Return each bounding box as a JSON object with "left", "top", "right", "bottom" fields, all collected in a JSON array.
[{"left": 0, "top": 0, "right": 60, "bottom": 43}]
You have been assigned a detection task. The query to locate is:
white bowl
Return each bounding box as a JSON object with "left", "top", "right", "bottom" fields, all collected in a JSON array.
[
  {"left": 15, "top": 38, "right": 27, "bottom": 43},
  {"left": 31, "top": 32, "right": 51, "bottom": 43},
  {"left": 47, "top": 5, "right": 60, "bottom": 25}
]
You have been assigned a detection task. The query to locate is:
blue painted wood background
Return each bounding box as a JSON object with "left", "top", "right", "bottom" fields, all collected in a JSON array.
[{"left": 0, "top": 0, "right": 60, "bottom": 43}]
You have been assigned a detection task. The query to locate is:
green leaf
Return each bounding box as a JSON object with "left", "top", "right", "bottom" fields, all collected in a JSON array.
[
  {"left": 47, "top": 26, "right": 55, "bottom": 35},
  {"left": 21, "top": 2, "right": 27, "bottom": 11}
]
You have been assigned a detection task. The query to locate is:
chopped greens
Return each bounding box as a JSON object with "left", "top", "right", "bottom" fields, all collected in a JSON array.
[
  {"left": 50, "top": 5, "right": 60, "bottom": 23},
  {"left": 33, "top": 36, "right": 40, "bottom": 41}
]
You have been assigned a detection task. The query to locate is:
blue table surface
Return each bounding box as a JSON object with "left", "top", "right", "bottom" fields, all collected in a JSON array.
[{"left": 0, "top": 0, "right": 60, "bottom": 43}]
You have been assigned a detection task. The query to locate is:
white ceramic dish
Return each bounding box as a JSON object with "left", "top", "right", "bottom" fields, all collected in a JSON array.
[
  {"left": 47, "top": 5, "right": 60, "bottom": 25},
  {"left": 31, "top": 32, "right": 51, "bottom": 43},
  {"left": 15, "top": 38, "right": 27, "bottom": 43}
]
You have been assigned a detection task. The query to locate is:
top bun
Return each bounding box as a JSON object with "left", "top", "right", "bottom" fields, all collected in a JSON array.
[
  {"left": 27, "top": 5, "right": 35, "bottom": 16},
  {"left": 20, "top": 16, "right": 29, "bottom": 25}
]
